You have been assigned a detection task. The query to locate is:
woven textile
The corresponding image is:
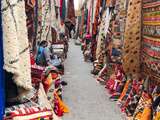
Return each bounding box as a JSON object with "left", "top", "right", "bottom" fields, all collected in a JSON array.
[
  {"left": 4, "top": 106, "right": 53, "bottom": 120},
  {"left": 141, "top": 0, "right": 160, "bottom": 81},
  {"left": 51, "top": 0, "right": 60, "bottom": 31},
  {"left": 122, "top": 0, "right": 142, "bottom": 77},
  {"left": 25, "top": 0, "right": 36, "bottom": 43},
  {"left": 133, "top": 92, "right": 152, "bottom": 119},
  {"left": 41, "top": 0, "right": 52, "bottom": 42},
  {"left": 60, "top": 0, "right": 66, "bottom": 23},
  {"left": 96, "top": 9, "right": 107, "bottom": 59},
  {"left": 66, "top": 0, "right": 76, "bottom": 25},
  {"left": 2, "top": 0, "right": 32, "bottom": 90},
  {"left": 35, "top": 0, "right": 42, "bottom": 42},
  {"left": 93, "top": 0, "right": 101, "bottom": 35}
]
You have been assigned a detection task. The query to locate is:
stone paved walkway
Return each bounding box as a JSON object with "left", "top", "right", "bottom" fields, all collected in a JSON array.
[{"left": 62, "top": 40, "right": 123, "bottom": 120}]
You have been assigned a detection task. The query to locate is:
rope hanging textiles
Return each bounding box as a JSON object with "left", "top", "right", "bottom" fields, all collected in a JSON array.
[{"left": 141, "top": 0, "right": 160, "bottom": 81}]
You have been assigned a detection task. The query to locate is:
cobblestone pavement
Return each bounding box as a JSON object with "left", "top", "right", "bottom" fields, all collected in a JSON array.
[{"left": 62, "top": 40, "right": 124, "bottom": 120}]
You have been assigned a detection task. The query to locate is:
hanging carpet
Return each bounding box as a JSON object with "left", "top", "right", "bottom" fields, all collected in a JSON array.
[
  {"left": 1, "top": 0, "right": 32, "bottom": 91},
  {"left": 141, "top": 0, "right": 160, "bottom": 82},
  {"left": 122, "top": 0, "right": 142, "bottom": 78}
]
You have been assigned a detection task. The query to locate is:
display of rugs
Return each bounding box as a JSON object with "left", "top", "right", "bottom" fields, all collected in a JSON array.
[
  {"left": 122, "top": 0, "right": 142, "bottom": 78},
  {"left": 141, "top": 0, "right": 160, "bottom": 82}
]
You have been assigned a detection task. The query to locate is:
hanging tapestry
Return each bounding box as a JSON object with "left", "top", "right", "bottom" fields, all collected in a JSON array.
[
  {"left": 114, "top": 0, "right": 127, "bottom": 42},
  {"left": 96, "top": 8, "right": 111, "bottom": 60},
  {"left": 25, "top": 0, "right": 36, "bottom": 45},
  {"left": 66, "top": 0, "right": 76, "bottom": 25},
  {"left": 122, "top": 0, "right": 142, "bottom": 78},
  {"left": 93, "top": 0, "right": 101, "bottom": 35},
  {"left": 96, "top": 9, "right": 107, "bottom": 60},
  {"left": 60, "top": 0, "right": 66, "bottom": 23},
  {"left": 41, "top": 0, "right": 52, "bottom": 42},
  {"left": 1, "top": 0, "right": 32, "bottom": 90},
  {"left": 141, "top": 0, "right": 160, "bottom": 81},
  {"left": 92, "top": 0, "right": 97, "bottom": 24},
  {"left": 80, "top": 7, "right": 85, "bottom": 37},
  {"left": 51, "top": 0, "right": 60, "bottom": 32},
  {"left": 36, "top": 0, "right": 42, "bottom": 42}
]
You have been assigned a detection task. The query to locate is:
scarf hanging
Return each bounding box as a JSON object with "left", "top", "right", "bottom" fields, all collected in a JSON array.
[{"left": 2, "top": 0, "right": 32, "bottom": 90}]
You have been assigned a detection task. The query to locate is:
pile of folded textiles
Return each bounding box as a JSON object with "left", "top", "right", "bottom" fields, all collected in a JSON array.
[{"left": 31, "top": 64, "right": 69, "bottom": 117}]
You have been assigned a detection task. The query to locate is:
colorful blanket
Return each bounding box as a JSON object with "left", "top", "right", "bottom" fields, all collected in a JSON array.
[{"left": 141, "top": 0, "right": 160, "bottom": 82}]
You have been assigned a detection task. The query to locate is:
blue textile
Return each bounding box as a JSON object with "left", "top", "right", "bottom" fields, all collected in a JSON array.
[
  {"left": 0, "top": 1, "right": 5, "bottom": 119},
  {"left": 35, "top": 46, "right": 46, "bottom": 66},
  {"left": 52, "top": 55, "right": 61, "bottom": 67},
  {"left": 112, "top": 48, "right": 121, "bottom": 57}
]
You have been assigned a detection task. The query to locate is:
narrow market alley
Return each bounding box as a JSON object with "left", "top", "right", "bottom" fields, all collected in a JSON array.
[
  {"left": 1, "top": 0, "right": 160, "bottom": 119},
  {"left": 62, "top": 40, "right": 123, "bottom": 120}
]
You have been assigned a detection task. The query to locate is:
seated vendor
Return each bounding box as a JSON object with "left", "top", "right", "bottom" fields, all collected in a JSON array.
[
  {"left": 35, "top": 40, "right": 52, "bottom": 66},
  {"left": 35, "top": 40, "right": 64, "bottom": 70},
  {"left": 35, "top": 40, "right": 67, "bottom": 85}
]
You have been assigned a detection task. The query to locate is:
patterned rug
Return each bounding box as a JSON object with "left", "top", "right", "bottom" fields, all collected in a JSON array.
[
  {"left": 122, "top": 0, "right": 142, "bottom": 78},
  {"left": 141, "top": 0, "right": 160, "bottom": 82}
]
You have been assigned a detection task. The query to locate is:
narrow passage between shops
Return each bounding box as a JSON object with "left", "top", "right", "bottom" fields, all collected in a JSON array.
[{"left": 62, "top": 40, "right": 123, "bottom": 120}]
